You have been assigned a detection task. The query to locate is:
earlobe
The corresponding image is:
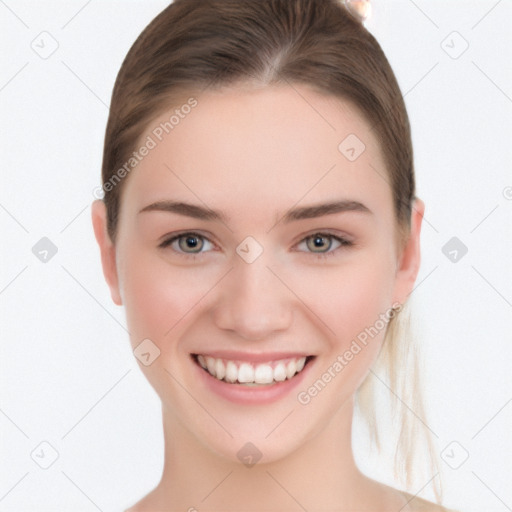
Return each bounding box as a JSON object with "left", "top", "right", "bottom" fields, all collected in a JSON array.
[
  {"left": 91, "top": 200, "right": 123, "bottom": 306},
  {"left": 392, "top": 198, "right": 425, "bottom": 306}
]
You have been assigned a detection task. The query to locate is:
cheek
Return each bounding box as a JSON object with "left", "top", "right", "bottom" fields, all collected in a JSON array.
[
  {"left": 118, "top": 246, "right": 218, "bottom": 348},
  {"left": 285, "top": 253, "right": 396, "bottom": 344},
  {"left": 293, "top": 256, "right": 396, "bottom": 413}
]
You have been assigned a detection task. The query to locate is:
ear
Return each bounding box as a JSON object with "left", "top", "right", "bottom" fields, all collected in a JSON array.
[
  {"left": 391, "top": 198, "right": 425, "bottom": 306},
  {"left": 91, "top": 200, "right": 122, "bottom": 305}
]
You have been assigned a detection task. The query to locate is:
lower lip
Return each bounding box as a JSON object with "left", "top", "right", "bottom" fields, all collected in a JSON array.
[{"left": 192, "top": 356, "right": 314, "bottom": 404}]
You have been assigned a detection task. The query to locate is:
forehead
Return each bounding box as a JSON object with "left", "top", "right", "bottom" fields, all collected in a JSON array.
[{"left": 122, "top": 83, "right": 392, "bottom": 221}]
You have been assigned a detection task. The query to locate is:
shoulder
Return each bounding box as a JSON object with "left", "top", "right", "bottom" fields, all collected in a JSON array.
[
  {"left": 398, "top": 490, "right": 459, "bottom": 512},
  {"left": 360, "top": 477, "right": 458, "bottom": 512}
]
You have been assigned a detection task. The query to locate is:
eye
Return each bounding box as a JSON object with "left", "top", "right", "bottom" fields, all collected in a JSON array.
[
  {"left": 296, "top": 232, "right": 353, "bottom": 258},
  {"left": 158, "top": 231, "right": 353, "bottom": 260},
  {"left": 159, "top": 232, "right": 214, "bottom": 255}
]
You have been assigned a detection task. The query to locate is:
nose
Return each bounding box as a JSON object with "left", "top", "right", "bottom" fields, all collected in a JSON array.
[{"left": 212, "top": 255, "right": 293, "bottom": 341}]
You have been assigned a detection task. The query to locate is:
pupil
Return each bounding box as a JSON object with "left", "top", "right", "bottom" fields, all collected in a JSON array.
[
  {"left": 310, "top": 235, "right": 330, "bottom": 252},
  {"left": 186, "top": 236, "right": 198, "bottom": 247}
]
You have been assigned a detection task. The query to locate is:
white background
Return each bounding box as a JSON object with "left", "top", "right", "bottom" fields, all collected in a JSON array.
[{"left": 1, "top": 1, "right": 511, "bottom": 511}]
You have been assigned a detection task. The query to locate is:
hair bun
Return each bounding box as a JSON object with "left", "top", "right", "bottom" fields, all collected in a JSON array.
[{"left": 341, "top": 0, "right": 371, "bottom": 22}]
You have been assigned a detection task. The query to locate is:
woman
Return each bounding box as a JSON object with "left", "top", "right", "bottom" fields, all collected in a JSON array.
[{"left": 92, "top": 0, "right": 459, "bottom": 510}]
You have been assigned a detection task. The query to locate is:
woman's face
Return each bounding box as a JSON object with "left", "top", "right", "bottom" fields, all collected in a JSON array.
[{"left": 93, "top": 83, "right": 423, "bottom": 464}]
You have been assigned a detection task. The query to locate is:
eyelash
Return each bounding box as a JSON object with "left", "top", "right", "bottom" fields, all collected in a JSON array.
[{"left": 158, "top": 231, "right": 354, "bottom": 261}]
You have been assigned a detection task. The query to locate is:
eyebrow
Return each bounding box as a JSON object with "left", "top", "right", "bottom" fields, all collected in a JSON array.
[{"left": 138, "top": 199, "right": 372, "bottom": 223}]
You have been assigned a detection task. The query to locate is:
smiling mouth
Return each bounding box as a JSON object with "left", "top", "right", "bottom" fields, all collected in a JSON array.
[{"left": 192, "top": 354, "right": 315, "bottom": 386}]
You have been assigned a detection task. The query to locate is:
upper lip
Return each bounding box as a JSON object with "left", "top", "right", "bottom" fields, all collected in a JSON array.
[{"left": 191, "top": 351, "right": 314, "bottom": 363}]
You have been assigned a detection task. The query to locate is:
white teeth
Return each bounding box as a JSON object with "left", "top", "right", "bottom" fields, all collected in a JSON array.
[
  {"left": 225, "top": 361, "right": 238, "bottom": 383},
  {"left": 238, "top": 363, "right": 255, "bottom": 383},
  {"left": 254, "top": 364, "right": 274, "bottom": 384},
  {"left": 273, "top": 363, "right": 287, "bottom": 382},
  {"left": 195, "top": 355, "right": 310, "bottom": 385},
  {"left": 206, "top": 356, "right": 216, "bottom": 376},
  {"left": 215, "top": 359, "right": 226, "bottom": 380},
  {"left": 286, "top": 360, "right": 297, "bottom": 379}
]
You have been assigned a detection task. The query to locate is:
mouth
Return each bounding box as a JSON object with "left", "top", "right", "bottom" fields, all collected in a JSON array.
[{"left": 192, "top": 354, "right": 315, "bottom": 387}]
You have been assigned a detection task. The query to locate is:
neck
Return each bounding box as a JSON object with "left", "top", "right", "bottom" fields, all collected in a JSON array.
[{"left": 153, "top": 396, "right": 371, "bottom": 511}]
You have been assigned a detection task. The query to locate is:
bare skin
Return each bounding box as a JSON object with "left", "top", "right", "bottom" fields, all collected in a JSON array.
[{"left": 92, "top": 82, "right": 450, "bottom": 511}]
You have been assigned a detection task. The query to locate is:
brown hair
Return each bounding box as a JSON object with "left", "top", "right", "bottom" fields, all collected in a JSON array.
[{"left": 100, "top": 0, "right": 441, "bottom": 502}]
